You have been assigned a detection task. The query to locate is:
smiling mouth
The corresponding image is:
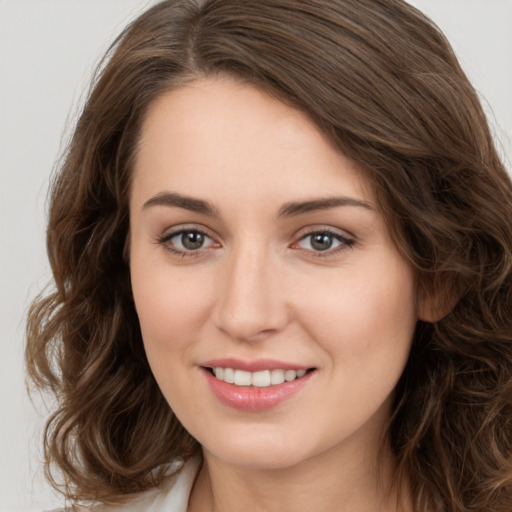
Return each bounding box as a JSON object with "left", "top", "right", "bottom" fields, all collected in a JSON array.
[{"left": 207, "top": 367, "right": 313, "bottom": 388}]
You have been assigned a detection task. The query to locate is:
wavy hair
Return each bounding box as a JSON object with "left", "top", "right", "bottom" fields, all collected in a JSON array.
[{"left": 26, "top": 0, "right": 512, "bottom": 509}]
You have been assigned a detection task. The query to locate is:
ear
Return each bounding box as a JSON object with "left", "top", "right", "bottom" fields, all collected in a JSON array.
[{"left": 417, "top": 280, "right": 457, "bottom": 323}]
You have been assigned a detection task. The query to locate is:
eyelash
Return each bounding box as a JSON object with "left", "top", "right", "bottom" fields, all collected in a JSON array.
[
  {"left": 293, "top": 229, "right": 355, "bottom": 257},
  {"left": 156, "top": 227, "right": 355, "bottom": 259},
  {"left": 157, "top": 227, "right": 217, "bottom": 258}
]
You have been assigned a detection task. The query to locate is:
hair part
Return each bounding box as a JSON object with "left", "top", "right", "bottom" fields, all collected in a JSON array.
[{"left": 26, "top": 1, "right": 512, "bottom": 509}]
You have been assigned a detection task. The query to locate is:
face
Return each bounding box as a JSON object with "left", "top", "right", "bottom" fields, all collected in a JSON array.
[{"left": 129, "top": 77, "right": 425, "bottom": 472}]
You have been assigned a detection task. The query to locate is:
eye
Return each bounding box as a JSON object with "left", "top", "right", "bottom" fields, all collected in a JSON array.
[
  {"left": 295, "top": 230, "right": 354, "bottom": 253},
  {"left": 159, "top": 228, "right": 218, "bottom": 255}
]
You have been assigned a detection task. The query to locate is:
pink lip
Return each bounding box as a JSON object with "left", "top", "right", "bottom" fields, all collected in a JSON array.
[
  {"left": 201, "top": 358, "right": 310, "bottom": 372},
  {"left": 201, "top": 362, "right": 314, "bottom": 412}
]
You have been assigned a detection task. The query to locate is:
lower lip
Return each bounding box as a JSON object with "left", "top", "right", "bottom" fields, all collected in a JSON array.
[{"left": 203, "top": 368, "right": 313, "bottom": 412}]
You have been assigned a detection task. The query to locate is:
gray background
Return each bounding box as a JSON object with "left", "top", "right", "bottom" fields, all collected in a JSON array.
[{"left": 1, "top": 1, "right": 511, "bottom": 510}]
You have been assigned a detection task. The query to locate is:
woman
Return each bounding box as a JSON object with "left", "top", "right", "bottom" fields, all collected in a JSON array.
[{"left": 26, "top": 0, "right": 512, "bottom": 511}]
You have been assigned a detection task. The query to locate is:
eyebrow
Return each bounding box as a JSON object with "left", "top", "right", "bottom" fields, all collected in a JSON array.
[
  {"left": 142, "top": 192, "right": 373, "bottom": 217},
  {"left": 142, "top": 192, "right": 220, "bottom": 217},
  {"left": 278, "top": 196, "right": 374, "bottom": 217}
]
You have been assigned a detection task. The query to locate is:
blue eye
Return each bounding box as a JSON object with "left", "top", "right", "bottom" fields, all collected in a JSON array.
[{"left": 297, "top": 231, "right": 353, "bottom": 253}]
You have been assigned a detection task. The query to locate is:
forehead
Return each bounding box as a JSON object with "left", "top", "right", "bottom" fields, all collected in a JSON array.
[{"left": 132, "top": 77, "right": 373, "bottom": 208}]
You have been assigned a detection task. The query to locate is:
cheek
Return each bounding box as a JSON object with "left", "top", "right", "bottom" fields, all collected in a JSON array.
[
  {"left": 130, "top": 259, "right": 214, "bottom": 359},
  {"left": 130, "top": 261, "right": 216, "bottom": 419},
  {"left": 299, "top": 258, "right": 417, "bottom": 361}
]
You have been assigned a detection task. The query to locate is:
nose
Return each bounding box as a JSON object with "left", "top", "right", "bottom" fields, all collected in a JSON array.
[{"left": 213, "top": 244, "right": 289, "bottom": 342}]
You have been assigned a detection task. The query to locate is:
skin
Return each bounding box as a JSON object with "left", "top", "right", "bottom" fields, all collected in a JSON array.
[{"left": 129, "top": 77, "right": 431, "bottom": 511}]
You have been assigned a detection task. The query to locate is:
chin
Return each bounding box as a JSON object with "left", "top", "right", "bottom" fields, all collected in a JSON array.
[{"left": 201, "top": 429, "right": 323, "bottom": 471}]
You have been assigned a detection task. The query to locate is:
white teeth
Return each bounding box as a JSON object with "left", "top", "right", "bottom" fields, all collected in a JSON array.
[
  {"left": 252, "top": 370, "right": 271, "bottom": 387},
  {"left": 270, "top": 369, "right": 285, "bottom": 385},
  {"left": 212, "top": 367, "right": 308, "bottom": 387},
  {"left": 234, "top": 369, "right": 252, "bottom": 386},
  {"left": 224, "top": 367, "right": 235, "bottom": 384},
  {"left": 284, "top": 369, "right": 296, "bottom": 382}
]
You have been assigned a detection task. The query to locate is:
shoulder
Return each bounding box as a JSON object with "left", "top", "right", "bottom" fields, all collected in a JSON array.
[{"left": 42, "top": 456, "right": 201, "bottom": 512}]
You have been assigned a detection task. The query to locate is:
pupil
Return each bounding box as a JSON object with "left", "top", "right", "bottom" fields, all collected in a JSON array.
[
  {"left": 311, "top": 234, "right": 332, "bottom": 251},
  {"left": 182, "top": 231, "right": 204, "bottom": 250}
]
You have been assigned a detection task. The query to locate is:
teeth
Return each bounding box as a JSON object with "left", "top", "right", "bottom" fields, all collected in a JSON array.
[
  {"left": 234, "top": 369, "right": 252, "bottom": 386},
  {"left": 270, "top": 369, "right": 285, "bottom": 385},
  {"left": 284, "top": 369, "right": 296, "bottom": 382},
  {"left": 212, "top": 367, "right": 308, "bottom": 387},
  {"left": 252, "top": 370, "right": 271, "bottom": 387},
  {"left": 224, "top": 368, "right": 235, "bottom": 383}
]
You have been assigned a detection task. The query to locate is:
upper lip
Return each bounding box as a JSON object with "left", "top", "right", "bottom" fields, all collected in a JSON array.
[{"left": 201, "top": 358, "right": 312, "bottom": 372}]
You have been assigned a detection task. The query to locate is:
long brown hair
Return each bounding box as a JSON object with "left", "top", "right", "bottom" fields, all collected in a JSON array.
[{"left": 26, "top": 0, "right": 512, "bottom": 509}]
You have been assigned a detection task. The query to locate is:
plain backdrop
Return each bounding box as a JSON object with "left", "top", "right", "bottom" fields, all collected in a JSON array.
[{"left": 1, "top": 1, "right": 511, "bottom": 511}]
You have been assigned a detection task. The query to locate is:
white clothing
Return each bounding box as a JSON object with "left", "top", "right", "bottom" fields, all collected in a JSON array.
[{"left": 45, "top": 456, "right": 201, "bottom": 512}]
